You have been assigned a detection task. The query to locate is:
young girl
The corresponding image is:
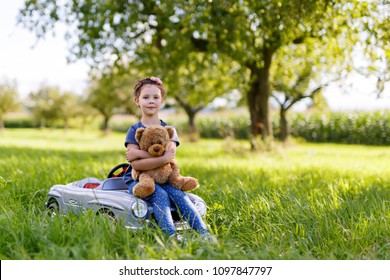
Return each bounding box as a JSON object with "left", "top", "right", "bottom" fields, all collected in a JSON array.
[{"left": 123, "top": 77, "right": 211, "bottom": 242}]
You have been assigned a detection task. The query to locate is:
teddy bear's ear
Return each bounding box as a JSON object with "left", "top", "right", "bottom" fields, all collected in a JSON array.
[
  {"left": 135, "top": 128, "right": 145, "bottom": 143},
  {"left": 166, "top": 126, "right": 175, "bottom": 139}
]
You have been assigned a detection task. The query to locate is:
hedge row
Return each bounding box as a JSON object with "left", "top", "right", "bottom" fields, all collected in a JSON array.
[
  {"left": 5, "top": 110, "right": 390, "bottom": 145},
  {"left": 289, "top": 111, "right": 390, "bottom": 145},
  {"left": 3, "top": 118, "right": 39, "bottom": 128},
  {"left": 196, "top": 115, "right": 251, "bottom": 140},
  {"left": 194, "top": 110, "right": 390, "bottom": 146}
]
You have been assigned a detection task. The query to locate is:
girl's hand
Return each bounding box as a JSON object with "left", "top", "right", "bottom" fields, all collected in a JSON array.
[
  {"left": 125, "top": 148, "right": 138, "bottom": 163},
  {"left": 125, "top": 144, "right": 152, "bottom": 163},
  {"left": 163, "top": 146, "right": 176, "bottom": 163}
]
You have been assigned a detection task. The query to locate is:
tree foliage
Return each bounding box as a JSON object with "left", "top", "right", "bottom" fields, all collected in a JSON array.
[
  {"left": 359, "top": 0, "right": 390, "bottom": 96},
  {"left": 0, "top": 78, "right": 20, "bottom": 130},
  {"left": 271, "top": 38, "right": 349, "bottom": 141},
  {"left": 163, "top": 52, "right": 245, "bottom": 140},
  {"left": 28, "top": 85, "right": 84, "bottom": 129},
  {"left": 59, "top": 92, "right": 85, "bottom": 130},
  {"left": 86, "top": 72, "right": 137, "bottom": 132},
  {"left": 28, "top": 86, "right": 62, "bottom": 128}
]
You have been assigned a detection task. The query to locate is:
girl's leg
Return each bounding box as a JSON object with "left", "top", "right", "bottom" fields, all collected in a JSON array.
[
  {"left": 148, "top": 184, "right": 177, "bottom": 235},
  {"left": 128, "top": 181, "right": 176, "bottom": 236},
  {"left": 163, "top": 184, "right": 209, "bottom": 235}
]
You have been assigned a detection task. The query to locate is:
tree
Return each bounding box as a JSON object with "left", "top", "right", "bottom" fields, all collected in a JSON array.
[
  {"left": 58, "top": 92, "right": 84, "bottom": 131},
  {"left": 18, "top": 0, "right": 372, "bottom": 148},
  {"left": 28, "top": 86, "right": 88, "bottom": 130},
  {"left": 359, "top": 0, "right": 390, "bottom": 97},
  {"left": 163, "top": 52, "right": 244, "bottom": 141},
  {"left": 28, "top": 85, "right": 63, "bottom": 128},
  {"left": 87, "top": 72, "right": 136, "bottom": 133},
  {"left": 271, "top": 39, "right": 349, "bottom": 141},
  {"left": 173, "top": 1, "right": 367, "bottom": 146},
  {"left": 0, "top": 78, "right": 19, "bottom": 130},
  {"left": 77, "top": 100, "right": 99, "bottom": 132}
]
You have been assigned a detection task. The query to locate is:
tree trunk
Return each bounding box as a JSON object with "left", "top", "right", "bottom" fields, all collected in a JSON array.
[
  {"left": 64, "top": 118, "right": 69, "bottom": 133},
  {"left": 175, "top": 96, "right": 201, "bottom": 142},
  {"left": 280, "top": 107, "right": 289, "bottom": 142},
  {"left": 187, "top": 110, "right": 198, "bottom": 142},
  {"left": 0, "top": 116, "right": 4, "bottom": 131},
  {"left": 102, "top": 115, "right": 110, "bottom": 134},
  {"left": 247, "top": 47, "right": 274, "bottom": 149},
  {"left": 40, "top": 118, "right": 45, "bottom": 129}
]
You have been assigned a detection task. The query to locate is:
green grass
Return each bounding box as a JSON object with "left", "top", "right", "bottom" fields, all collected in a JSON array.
[{"left": 0, "top": 129, "right": 389, "bottom": 259}]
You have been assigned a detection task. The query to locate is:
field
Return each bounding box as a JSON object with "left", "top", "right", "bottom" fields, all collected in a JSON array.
[{"left": 0, "top": 129, "right": 389, "bottom": 260}]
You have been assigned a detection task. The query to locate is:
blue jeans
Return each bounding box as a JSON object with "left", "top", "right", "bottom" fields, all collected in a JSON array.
[{"left": 128, "top": 181, "right": 208, "bottom": 236}]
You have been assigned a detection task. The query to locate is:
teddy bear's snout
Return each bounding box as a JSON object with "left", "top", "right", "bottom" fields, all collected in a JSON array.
[{"left": 148, "top": 144, "right": 165, "bottom": 157}]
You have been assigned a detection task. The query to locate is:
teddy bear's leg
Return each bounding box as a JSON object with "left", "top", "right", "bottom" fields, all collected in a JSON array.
[
  {"left": 168, "top": 163, "right": 199, "bottom": 192},
  {"left": 179, "top": 176, "right": 199, "bottom": 191},
  {"left": 133, "top": 173, "right": 155, "bottom": 198},
  {"left": 131, "top": 169, "right": 140, "bottom": 181}
]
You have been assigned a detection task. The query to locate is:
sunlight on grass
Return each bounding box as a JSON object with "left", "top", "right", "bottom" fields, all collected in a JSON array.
[{"left": 0, "top": 129, "right": 124, "bottom": 151}]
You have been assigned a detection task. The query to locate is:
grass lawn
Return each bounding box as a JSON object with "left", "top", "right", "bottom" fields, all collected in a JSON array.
[{"left": 0, "top": 129, "right": 389, "bottom": 259}]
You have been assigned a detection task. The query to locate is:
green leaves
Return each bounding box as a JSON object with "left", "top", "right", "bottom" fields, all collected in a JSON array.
[
  {"left": 0, "top": 78, "right": 19, "bottom": 128},
  {"left": 17, "top": 0, "right": 390, "bottom": 141}
]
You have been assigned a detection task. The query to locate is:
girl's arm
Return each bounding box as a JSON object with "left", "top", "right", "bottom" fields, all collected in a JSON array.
[
  {"left": 126, "top": 144, "right": 152, "bottom": 162},
  {"left": 126, "top": 142, "right": 176, "bottom": 171}
]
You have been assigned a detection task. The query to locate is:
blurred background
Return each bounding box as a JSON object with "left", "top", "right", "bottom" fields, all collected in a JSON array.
[{"left": 1, "top": 0, "right": 389, "bottom": 147}]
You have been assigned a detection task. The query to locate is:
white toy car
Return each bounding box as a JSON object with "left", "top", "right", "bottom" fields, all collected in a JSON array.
[{"left": 46, "top": 163, "right": 207, "bottom": 230}]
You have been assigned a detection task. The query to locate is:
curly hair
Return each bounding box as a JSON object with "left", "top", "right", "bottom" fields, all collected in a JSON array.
[{"left": 133, "top": 77, "right": 166, "bottom": 99}]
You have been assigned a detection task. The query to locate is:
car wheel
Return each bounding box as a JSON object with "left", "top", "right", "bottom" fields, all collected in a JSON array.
[
  {"left": 97, "top": 209, "right": 116, "bottom": 222},
  {"left": 47, "top": 201, "right": 59, "bottom": 218}
]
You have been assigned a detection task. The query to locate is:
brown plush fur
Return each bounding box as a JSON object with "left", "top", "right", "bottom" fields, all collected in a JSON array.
[{"left": 131, "top": 125, "right": 199, "bottom": 198}]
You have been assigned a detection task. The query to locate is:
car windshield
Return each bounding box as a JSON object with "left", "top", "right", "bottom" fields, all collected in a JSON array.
[{"left": 101, "top": 178, "right": 128, "bottom": 190}]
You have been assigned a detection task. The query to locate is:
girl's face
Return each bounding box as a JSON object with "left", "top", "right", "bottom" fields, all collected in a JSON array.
[{"left": 135, "top": 85, "right": 163, "bottom": 116}]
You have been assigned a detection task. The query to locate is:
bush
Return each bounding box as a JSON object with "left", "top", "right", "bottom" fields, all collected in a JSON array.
[
  {"left": 4, "top": 117, "right": 39, "bottom": 128},
  {"left": 105, "top": 110, "right": 390, "bottom": 146},
  {"left": 290, "top": 110, "right": 390, "bottom": 145},
  {"left": 197, "top": 115, "right": 251, "bottom": 140},
  {"left": 196, "top": 110, "right": 390, "bottom": 145}
]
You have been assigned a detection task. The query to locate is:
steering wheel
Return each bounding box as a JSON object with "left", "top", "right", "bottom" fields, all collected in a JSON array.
[{"left": 107, "top": 163, "right": 130, "bottom": 178}]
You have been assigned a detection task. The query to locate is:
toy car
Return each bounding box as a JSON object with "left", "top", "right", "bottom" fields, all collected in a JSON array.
[{"left": 45, "top": 163, "right": 207, "bottom": 230}]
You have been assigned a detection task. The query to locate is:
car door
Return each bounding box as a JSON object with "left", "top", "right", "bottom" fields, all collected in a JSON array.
[{"left": 62, "top": 187, "right": 96, "bottom": 214}]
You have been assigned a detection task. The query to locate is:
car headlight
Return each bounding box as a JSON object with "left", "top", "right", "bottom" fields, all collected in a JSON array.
[
  {"left": 132, "top": 200, "right": 148, "bottom": 218},
  {"left": 194, "top": 201, "right": 207, "bottom": 216}
]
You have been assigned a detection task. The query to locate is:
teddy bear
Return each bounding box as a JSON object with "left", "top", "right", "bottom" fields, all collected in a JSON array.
[{"left": 131, "top": 125, "right": 199, "bottom": 198}]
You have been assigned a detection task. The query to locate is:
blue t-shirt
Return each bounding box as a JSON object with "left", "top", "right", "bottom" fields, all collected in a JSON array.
[{"left": 123, "top": 120, "right": 180, "bottom": 184}]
